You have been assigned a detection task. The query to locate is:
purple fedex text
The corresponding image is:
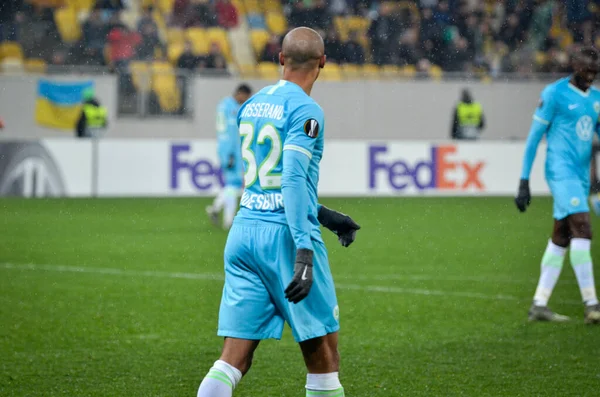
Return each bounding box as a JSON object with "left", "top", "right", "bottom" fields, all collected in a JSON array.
[
  {"left": 369, "top": 145, "right": 436, "bottom": 190},
  {"left": 171, "top": 144, "right": 224, "bottom": 190}
]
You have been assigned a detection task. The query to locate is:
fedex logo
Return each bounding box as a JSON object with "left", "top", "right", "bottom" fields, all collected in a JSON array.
[
  {"left": 171, "top": 144, "right": 224, "bottom": 190},
  {"left": 369, "top": 145, "right": 485, "bottom": 191}
]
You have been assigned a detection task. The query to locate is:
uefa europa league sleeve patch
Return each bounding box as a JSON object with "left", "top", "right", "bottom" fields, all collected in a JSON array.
[{"left": 303, "top": 119, "right": 320, "bottom": 138}]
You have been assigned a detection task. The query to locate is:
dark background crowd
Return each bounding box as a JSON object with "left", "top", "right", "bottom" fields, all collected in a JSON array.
[{"left": 1, "top": 0, "right": 600, "bottom": 76}]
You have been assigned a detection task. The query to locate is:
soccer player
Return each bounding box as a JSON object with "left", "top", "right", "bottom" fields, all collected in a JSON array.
[
  {"left": 515, "top": 46, "right": 600, "bottom": 324},
  {"left": 206, "top": 84, "right": 253, "bottom": 230},
  {"left": 196, "top": 27, "right": 361, "bottom": 397}
]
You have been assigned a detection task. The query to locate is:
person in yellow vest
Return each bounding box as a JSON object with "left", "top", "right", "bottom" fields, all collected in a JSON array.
[
  {"left": 76, "top": 88, "right": 108, "bottom": 138},
  {"left": 451, "top": 88, "right": 485, "bottom": 140}
]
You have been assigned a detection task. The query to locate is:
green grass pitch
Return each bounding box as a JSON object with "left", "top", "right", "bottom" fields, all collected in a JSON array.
[{"left": 1, "top": 197, "right": 600, "bottom": 396}]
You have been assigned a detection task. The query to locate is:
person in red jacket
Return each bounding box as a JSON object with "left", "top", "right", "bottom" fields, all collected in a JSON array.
[
  {"left": 215, "top": 0, "right": 238, "bottom": 29},
  {"left": 107, "top": 22, "right": 141, "bottom": 71}
]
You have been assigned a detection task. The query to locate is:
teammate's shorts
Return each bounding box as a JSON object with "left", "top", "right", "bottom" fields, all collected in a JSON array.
[
  {"left": 547, "top": 179, "right": 590, "bottom": 220},
  {"left": 217, "top": 219, "right": 340, "bottom": 343}
]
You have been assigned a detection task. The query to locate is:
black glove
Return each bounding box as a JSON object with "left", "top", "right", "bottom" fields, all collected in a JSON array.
[
  {"left": 317, "top": 205, "right": 361, "bottom": 247},
  {"left": 284, "top": 249, "right": 313, "bottom": 304},
  {"left": 515, "top": 179, "right": 531, "bottom": 213},
  {"left": 226, "top": 155, "right": 235, "bottom": 170}
]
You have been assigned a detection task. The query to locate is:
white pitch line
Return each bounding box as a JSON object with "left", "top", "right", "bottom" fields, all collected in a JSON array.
[{"left": 0, "top": 262, "right": 582, "bottom": 305}]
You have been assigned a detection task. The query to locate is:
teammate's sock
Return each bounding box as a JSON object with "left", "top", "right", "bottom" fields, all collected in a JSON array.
[
  {"left": 210, "top": 191, "right": 226, "bottom": 213},
  {"left": 197, "top": 360, "right": 242, "bottom": 397},
  {"left": 306, "top": 372, "right": 345, "bottom": 397},
  {"left": 533, "top": 240, "right": 566, "bottom": 307},
  {"left": 222, "top": 188, "right": 238, "bottom": 230},
  {"left": 570, "top": 238, "right": 599, "bottom": 306}
]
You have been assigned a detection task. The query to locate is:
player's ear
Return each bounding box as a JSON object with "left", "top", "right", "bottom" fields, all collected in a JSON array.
[
  {"left": 319, "top": 55, "right": 326, "bottom": 69},
  {"left": 279, "top": 52, "right": 284, "bottom": 66}
]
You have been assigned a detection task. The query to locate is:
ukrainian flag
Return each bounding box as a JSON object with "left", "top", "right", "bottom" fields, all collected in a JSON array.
[{"left": 35, "top": 79, "right": 94, "bottom": 130}]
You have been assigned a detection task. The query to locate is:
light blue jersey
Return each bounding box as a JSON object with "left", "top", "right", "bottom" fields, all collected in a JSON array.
[
  {"left": 216, "top": 96, "right": 243, "bottom": 188},
  {"left": 521, "top": 77, "right": 600, "bottom": 219},
  {"left": 217, "top": 80, "right": 339, "bottom": 343},
  {"left": 236, "top": 80, "right": 325, "bottom": 248}
]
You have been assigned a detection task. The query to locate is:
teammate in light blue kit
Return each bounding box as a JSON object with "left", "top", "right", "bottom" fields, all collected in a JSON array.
[
  {"left": 206, "top": 84, "right": 252, "bottom": 230},
  {"left": 197, "top": 27, "right": 360, "bottom": 397},
  {"left": 516, "top": 47, "right": 600, "bottom": 324}
]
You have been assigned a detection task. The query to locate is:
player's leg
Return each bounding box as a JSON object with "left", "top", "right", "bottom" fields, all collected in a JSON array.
[
  {"left": 197, "top": 223, "right": 285, "bottom": 395},
  {"left": 197, "top": 338, "right": 259, "bottom": 397},
  {"left": 300, "top": 332, "right": 344, "bottom": 396},
  {"left": 206, "top": 188, "right": 225, "bottom": 226},
  {"left": 221, "top": 186, "right": 240, "bottom": 230},
  {"left": 567, "top": 211, "right": 600, "bottom": 323},
  {"left": 529, "top": 181, "right": 572, "bottom": 322}
]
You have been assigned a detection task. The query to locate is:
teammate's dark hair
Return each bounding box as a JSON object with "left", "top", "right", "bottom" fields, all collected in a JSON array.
[{"left": 236, "top": 84, "right": 252, "bottom": 95}]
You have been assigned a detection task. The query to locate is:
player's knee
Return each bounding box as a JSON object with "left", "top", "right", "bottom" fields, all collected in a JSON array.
[{"left": 303, "top": 343, "right": 340, "bottom": 372}]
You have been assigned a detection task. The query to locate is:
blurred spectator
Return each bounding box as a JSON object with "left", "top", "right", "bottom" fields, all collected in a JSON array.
[
  {"left": 202, "top": 42, "right": 227, "bottom": 70},
  {"left": 137, "top": 6, "right": 158, "bottom": 33},
  {"left": 96, "top": 0, "right": 125, "bottom": 11},
  {"left": 215, "top": 0, "right": 239, "bottom": 29},
  {"left": 395, "top": 27, "right": 419, "bottom": 66},
  {"left": 343, "top": 31, "right": 365, "bottom": 64},
  {"left": 136, "top": 17, "right": 162, "bottom": 60},
  {"left": 369, "top": 3, "right": 400, "bottom": 65},
  {"left": 186, "top": 0, "right": 217, "bottom": 28},
  {"left": 451, "top": 88, "right": 485, "bottom": 140},
  {"left": 76, "top": 87, "right": 108, "bottom": 138},
  {"left": 177, "top": 41, "right": 202, "bottom": 70},
  {"left": 260, "top": 34, "right": 281, "bottom": 63},
  {"left": 0, "top": 0, "right": 23, "bottom": 42},
  {"left": 170, "top": 0, "right": 189, "bottom": 27},
  {"left": 82, "top": 8, "right": 108, "bottom": 65},
  {"left": 107, "top": 21, "right": 140, "bottom": 72},
  {"left": 324, "top": 28, "right": 344, "bottom": 63}
]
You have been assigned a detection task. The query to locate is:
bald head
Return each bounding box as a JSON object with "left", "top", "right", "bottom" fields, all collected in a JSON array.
[{"left": 280, "top": 27, "right": 325, "bottom": 71}]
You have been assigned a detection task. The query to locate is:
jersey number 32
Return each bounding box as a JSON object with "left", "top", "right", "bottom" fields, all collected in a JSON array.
[{"left": 239, "top": 122, "right": 282, "bottom": 189}]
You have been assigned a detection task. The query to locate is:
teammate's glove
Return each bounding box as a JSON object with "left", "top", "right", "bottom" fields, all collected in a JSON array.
[
  {"left": 515, "top": 179, "right": 531, "bottom": 213},
  {"left": 226, "top": 155, "right": 235, "bottom": 170},
  {"left": 318, "top": 205, "right": 361, "bottom": 247},
  {"left": 284, "top": 249, "right": 313, "bottom": 304}
]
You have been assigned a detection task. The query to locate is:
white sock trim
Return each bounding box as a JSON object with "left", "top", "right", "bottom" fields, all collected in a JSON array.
[
  {"left": 547, "top": 239, "right": 567, "bottom": 256},
  {"left": 571, "top": 238, "right": 591, "bottom": 251},
  {"left": 306, "top": 372, "right": 342, "bottom": 391},
  {"left": 214, "top": 360, "right": 242, "bottom": 389}
]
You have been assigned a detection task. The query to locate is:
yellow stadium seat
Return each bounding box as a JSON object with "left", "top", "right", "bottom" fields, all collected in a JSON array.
[
  {"left": 250, "top": 29, "right": 270, "bottom": 55},
  {"left": 266, "top": 12, "right": 287, "bottom": 35},
  {"left": 65, "top": 0, "right": 95, "bottom": 11},
  {"left": 257, "top": 62, "right": 280, "bottom": 80},
  {"left": 168, "top": 28, "right": 185, "bottom": 44},
  {"left": 238, "top": 63, "right": 257, "bottom": 78},
  {"left": 347, "top": 16, "right": 370, "bottom": 32},
  {"left": 340, "top": 63, "right": 360, "bottom": 79},
  {"left": 334, "top": 16, "right": 348, "bottom": 41},
  {"left": 243, "top": 0, "right": 261, "bottom": 13},
  {"left": 400, "top": 64, "right": 416, "bottom": 78},
  {"left": 361, "top": 64, "right": 381, "bottom": 79},
  {"left": 1, "top": 58, "right": 24, "bottom": 74},
  {"left": 263, "top": 0, "right": 282, "bottom": 12},
  {"left": 381, "top": 64, "right": 400, "bottom": 78},
  {"left": 232, "top": 0, "right": 245, "bottom": 15},
  {"left": 185, "top": 28, "right": 209, "bottom": 55},
  {"left": 429, "top": 65, "right": 443, "bottom": 80},
  {"left": 168, "top": 42, "right": 185, "bottom": 65},
  {"left": 157, "top": 0, "right": 175, "bottom": 15},
  {"left": 320, "top": 64, "right": 343, "bottom": 81},
  {"left": 130, "top": 61, "right": 151, "bottom": 92},
  {"left": 0, "top": 42, "right": 24, "bottom": 61},
  {"left": 24, "top": 58, "right": 47, "bottom": 73},
  {"left": 151, "top": 62, "right": 181, "bottom": 113},
  {"left": 55, "top": 7, "right": 81, "bottom": 42},
  {"left": 206, "top": 27, "right": 232, "bottom": 61}
]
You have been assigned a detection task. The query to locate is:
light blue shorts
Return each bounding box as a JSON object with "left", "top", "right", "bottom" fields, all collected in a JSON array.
[
  {"left": 217, "top": 220, "right": 340, "bottom": 342},
  {"left": 547, "top": 179, "right": 590, "bottom": 220}
]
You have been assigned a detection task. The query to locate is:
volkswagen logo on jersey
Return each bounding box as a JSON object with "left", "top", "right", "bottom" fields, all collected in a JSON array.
[
  {"left": 576, "top": 115, "right": 594, "bottom": 141},
  {"left": 304, "top": 119, "right": 319, "bottom": 138}
]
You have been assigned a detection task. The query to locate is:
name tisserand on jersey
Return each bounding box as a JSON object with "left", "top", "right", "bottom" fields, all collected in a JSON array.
[{"left": 239, "top": 103, "right": 284, "bottom": 120}]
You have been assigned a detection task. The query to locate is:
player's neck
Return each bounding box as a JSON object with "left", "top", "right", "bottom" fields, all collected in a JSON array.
[
  {"left": 570, "top": 75, "right": 589, "bottom": 93},
  {"left": 282, "top": 72, "right": 315, "bottom": 96}
]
